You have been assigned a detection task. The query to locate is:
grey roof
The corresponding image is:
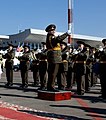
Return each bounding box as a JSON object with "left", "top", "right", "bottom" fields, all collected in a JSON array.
[
  {"left": 0, "top": 35, "right": 9, "bottom": 40},
  {"left": 0, "top": 28, "right": 104, "bottom": 47}
]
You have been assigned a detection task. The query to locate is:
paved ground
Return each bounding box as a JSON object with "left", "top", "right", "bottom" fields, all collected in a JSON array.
[{"left": 0, "top": 71, "right": 106, "bottom": 120}]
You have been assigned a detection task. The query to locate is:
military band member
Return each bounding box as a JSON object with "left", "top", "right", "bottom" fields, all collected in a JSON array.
[
  {"left": 57, "top": 42, "right": 69, "bottom": 90},
  {"left": 18, "top": 45, "right": 31, "bottom": 88},
  {"left": 99, "top": 39, "right": 106, "bottom": 99},
  {"left": 0, "top": 53, "right": 3, "bottom": 73},
  {"left": 89, "top": 47, "right": 98, "bottom": 87},
  {"left": 30, "top": 49, "right": 39, "bottom": 86},
  {"left": 73, "top": 41, "right": 87, "bottom": 95},
  {"left": 84, "top": 44, "right": 92, "bottom": 92},
  {"left": 3, "top": 43, "right": 15, "bottom": 87},
  {"left": 38, "top": 42, "right": 48, "bottom": 90},
  {"left": 45, "top": 24, "right": 69, "bottom": 92},
  {"left": 66, "top": 46, "right": 74, "bottom": 90}
]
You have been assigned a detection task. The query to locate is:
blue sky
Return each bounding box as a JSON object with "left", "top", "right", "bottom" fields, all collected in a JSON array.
[{"left": 0, "top": 0, "right": 106, "bottom": 37}]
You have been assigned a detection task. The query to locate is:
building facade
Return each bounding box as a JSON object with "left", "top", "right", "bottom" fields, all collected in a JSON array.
[{"left": 0, "top": 28, "right": 104, "bottom": 49}]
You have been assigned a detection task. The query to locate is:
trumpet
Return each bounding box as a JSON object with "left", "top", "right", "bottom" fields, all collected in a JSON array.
[
  {"left": 72, "top": 48, "right": 81, "bottom": 55},
  {"left": 98, "top": 46, "right": 103, "bottom": 51}
]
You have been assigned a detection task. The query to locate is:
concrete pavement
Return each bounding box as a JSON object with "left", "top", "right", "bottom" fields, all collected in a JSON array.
[{"left": 0, "top": 71, "right": 106, "bottom": 120}]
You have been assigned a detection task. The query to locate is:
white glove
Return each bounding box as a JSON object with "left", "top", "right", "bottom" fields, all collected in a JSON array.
[
  {"left": 67, "top": 30, "right": 71, "bottom": 35},
  {"left": 37, "top": 49, "right": 42, "bottom": 53},
  {"left": 99, "top": 48, "right": 103, "bottom": 51}
]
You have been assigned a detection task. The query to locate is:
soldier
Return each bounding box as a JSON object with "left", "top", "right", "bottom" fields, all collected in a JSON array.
[
  {"left": 84, "top": 44, "right": 92, "bottom": 92},
  {"left": 38, "top": 42, "right": 48, "bottom": 90},
  {"left": 0, "top": 53, "right": 3, "bottom": 70},
  {"left": 73, "top": 41, "right": 87, "bottom": 95},
  {"left": 30, "top": 49, "right": 39, "bottom": 86},
  {"left": 3, "top": 43, "right": 15, "bottom": 87},
  {"left": 99, "top": 39, "right": 106, "bottom": 99},
  {"left": 45, "top": 24, "right": 70, "bottom": 92},
  {"left": 0, "top": 53, "right": 3, "bottom": 79},
  {"left": 66, "top": 46, "right": 74, "bottom": 90},
  {"left": 18, "top": 45, "right": 31, "bottom": 88},
  {"left": 89, "top": 47, "right": 98, "bottom": 87},
  {"left": 57, "top": 42, "right": 69, "bottom": 90}
]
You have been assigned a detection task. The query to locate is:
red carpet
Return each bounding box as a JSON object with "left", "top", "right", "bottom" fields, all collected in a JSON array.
[{"left": 0, "top": 106, "right": 49, "bottom": 120}]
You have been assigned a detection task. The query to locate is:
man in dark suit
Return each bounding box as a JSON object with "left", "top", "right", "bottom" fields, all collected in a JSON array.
[
  {"left": 3, "top": 43, "right": 15, "bottom": 87},
  {"left": 45, "top": 24, "right": 69, "bottom": 92}
]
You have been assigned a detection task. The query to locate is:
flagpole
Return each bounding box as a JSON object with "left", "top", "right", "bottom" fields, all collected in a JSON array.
[{"left": 68, "top": 0, "right": 73, "bottom": 44}]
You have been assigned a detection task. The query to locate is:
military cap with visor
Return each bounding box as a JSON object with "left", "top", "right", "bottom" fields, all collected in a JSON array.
[
  {"left": 76, "top": 41, "right": 85, "bottom": 45},
  {"left": 41, "top": 42, "right": 46, "bottom": 45},
  {"left": 8, "top": 43, "right": 14, "bottom": 47},
  {"left": 85, "top": 43, "right": 91, "bottom": 48},
  {"left": 102, "top": 39, "right": 106, "bottom": 45},
  {"left": 45, "top": 24, "right": 56, "bottom": 32},
  {"left": 23, "top": 45, "right": 30, "bottom": 49}
]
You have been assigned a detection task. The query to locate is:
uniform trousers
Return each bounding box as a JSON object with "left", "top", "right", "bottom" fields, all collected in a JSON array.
[
  {"left": 100, "top": 63, "right": 106, "bottom": 99},
  {"left": 76, "top": 73, "right": 85, "bottom": 95},
  {"left": 39, "top": 61, "right": 48, "bottom": 88},
  {"left": 6, "top": 68, "right": 13, "bottom": 84},
  {"left": 20, "top": 70, "right": 28, "bottom": 86},
  {"left": 57, "top": 63, "right": 67, "bottom": 89},
  {"left": 66, "top": 65, "right": 73, "bottom": 89},
  {"left": 47, "top": 63, "right": 60, "bottom": 90}
]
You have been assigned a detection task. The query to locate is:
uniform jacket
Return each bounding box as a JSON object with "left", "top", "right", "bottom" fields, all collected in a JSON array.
[
  {"left": 99, "top": 47, "right": 106, "bottom": 74},
  {"left": 39, "top": 49, "right": 48, "bottom": 73},
  {"left": 30, "top": 51, "right": 39, "bottom": 72},
  {"left": 18, "top": 51, "right": 31, "bottom": 71},
  {"left": 73, "top": 49, "right": 87, "bottom": 75},
  {"left": 46, "top": 32, "right": 68, "bottom": 63},
  {"left": 61, "top": 45, "right": 69, "bottom": 72},
  {"left": 4, "top": 49, "right": 15, "bottom": 69}
]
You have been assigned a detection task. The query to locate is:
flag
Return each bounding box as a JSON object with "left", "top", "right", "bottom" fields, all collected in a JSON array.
[{"left": 16, "top": 42, "right": 24, "bottom": 52}]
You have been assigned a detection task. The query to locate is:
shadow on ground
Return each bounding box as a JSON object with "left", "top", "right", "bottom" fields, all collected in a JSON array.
[
  {"left": 50, "top": 104, "right": 106, "bottom": 119},
  {"left": 18, "top": 109, "right": 90, "bottom": 120}
]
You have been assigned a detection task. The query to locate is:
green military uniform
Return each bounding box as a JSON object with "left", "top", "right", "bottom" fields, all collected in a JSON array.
[
  {"left": 18, "top": 45, "right": 31, "bottom": 88},
  {"left": 0, "top": 53, "right": 3, "bottom": 72},
  {"left": 30, "top": 49, "right": 39, "bottom": 86},
  {"left": 45, "top": 24, "right": 69, "bottom": 92},
  {"left": 0, "top": 53, "right": 2, "bottom": 98},
  {"left": 38, "top": 46, "right": 48, "bottom": 90},
  {"left": 91, "top": 47, "right": 100, "bottom": 87},
  {"left": 73, "top": 41, "right": 87, "bottom": 95},
  {"left": 3, "top": 44, "right": 15, "bottom": 87},
  {"left": 99, "top": 39, "right": 106, "bottom": 99},
  {"left": 66, "top": 47, "right": 74, "bottom": 90},
  {"left": 57, "top": 42, "right": 69, "bottom": 90}
]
